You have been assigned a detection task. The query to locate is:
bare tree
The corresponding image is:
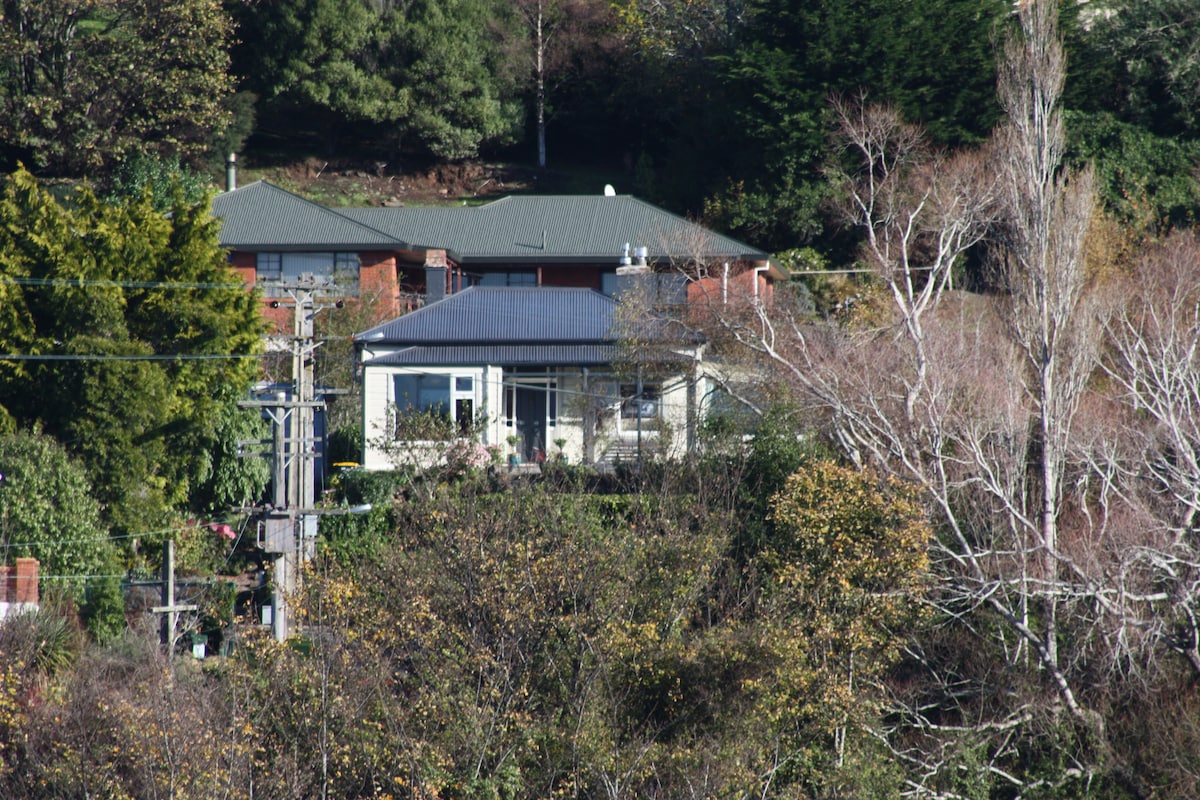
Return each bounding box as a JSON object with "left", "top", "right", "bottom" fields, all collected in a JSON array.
[
  {"left": 1097, "top": 231, "right": 1200, "bottom": 677},
  {"left": 510, "top": 0, "right": 613, "bottom": 169},
  {"left": 827, "top": 96, "right": 999, "bottom": 420},
  {"left": 993, "top": 0, "right": 1099, "bottom": 676},
  {"left": 693, "top": 3, "right": 1123, "bottom": 792}
]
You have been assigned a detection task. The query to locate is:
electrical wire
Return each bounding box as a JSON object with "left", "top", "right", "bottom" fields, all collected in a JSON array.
[
  {"left": 0, "top": 523, "right": 234, "bottom": 552},
  {"left": 0, "top": 521, "right": 257, "bottom": 583},
  {"left": 35, "top": 574, "right": 132, "bottom": 582},
  {"left": 0, "top": 353, "right": 261, "bottom": 361},
  {"left": 0, "top": 276, "right": 244, "bottom": 290}
]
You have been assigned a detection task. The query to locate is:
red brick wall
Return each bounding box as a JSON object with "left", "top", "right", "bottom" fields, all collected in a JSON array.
[
  {"left": 686, "top": 266, "right": 772, "bottom": 308},
  {"left": 358, "top": 251, "right": 401, "bottom": 322},
  {"left": 0, "top": 558, "right": 39, "bottom": 607},
  {"left": 227, "top": 250, "right": 403, "bottom": 329}
]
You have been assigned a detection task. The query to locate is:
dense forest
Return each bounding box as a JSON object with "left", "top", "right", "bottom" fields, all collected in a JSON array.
[
  {"left": 3, "top": 0, "right": 1200, "bottom": 251},
  {"left": 2, "top": 0, "right": 1200, "bottom": 798}
]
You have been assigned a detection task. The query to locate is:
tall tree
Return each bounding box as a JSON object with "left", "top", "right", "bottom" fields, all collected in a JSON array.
[
  {"left": 510, "top": 0, "right": 613, "bottom": 168},
  {"left": 228, "top": 0, "right": 406, "bottom": 152},
  {"left": 0, "top": 168, "right": 264, "bottom": 540},
  {"left": 687, "top": 5, "right": 1187, "bottom": 791},
  {"left": 699, "top": 0, "right": 1006, "bottom": 251},
  {"left": 233, "top": 0, "right": 524, "bottom": 160},
  {"left": 0, "top": 0, "right": 235, "bottom": 175},
  {"left": 382, "top": 0, "right": 524, "bottom": 160}
]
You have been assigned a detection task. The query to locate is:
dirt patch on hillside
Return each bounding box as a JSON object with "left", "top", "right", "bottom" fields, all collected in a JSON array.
[{"left": 251, "top": 158, "right": 541, "bottom": 207}]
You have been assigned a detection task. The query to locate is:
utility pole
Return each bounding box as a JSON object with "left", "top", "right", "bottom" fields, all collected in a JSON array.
[
  {"left": 240, "top": 278, "right": 340, "bottom": 641},
  {"left": 151, "top": 539, "right": 198, "bottom": 654},
  {"left": 291, "top": 285, "right": 319, "bottom": 561}
]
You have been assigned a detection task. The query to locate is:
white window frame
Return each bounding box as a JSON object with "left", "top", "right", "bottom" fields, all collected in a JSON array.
[{"left": 390, "top": 368, "right": 482, "bottom": 440}]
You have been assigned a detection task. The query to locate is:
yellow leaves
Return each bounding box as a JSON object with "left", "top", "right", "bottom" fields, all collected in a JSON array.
[
  {"left": 757, "top": 461, "right": 933, "bottom": 743},
  {"left": 769, "top": 461, "right": 932, "bottom": 596}
]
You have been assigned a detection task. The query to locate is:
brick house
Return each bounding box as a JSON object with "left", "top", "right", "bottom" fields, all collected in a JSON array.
[
  {"left": 211, "top": 181, "right": 781, "bottom": 325},
  {"left": 210, "top": 182, "right": 783, "bottom": 467}
]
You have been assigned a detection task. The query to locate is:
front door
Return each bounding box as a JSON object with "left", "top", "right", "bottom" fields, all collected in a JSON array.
[{"left": 515, "top": 385, "right": 545, "bottom": 461}]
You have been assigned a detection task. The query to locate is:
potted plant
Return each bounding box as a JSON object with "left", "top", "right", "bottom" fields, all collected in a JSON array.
[{"left": 506, "top": 434, "right": 522, "bottom": 467}]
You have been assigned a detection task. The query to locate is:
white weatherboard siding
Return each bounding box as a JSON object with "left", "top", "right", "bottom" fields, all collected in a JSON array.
[{"left": 361, "top": 360, "right": 706, "bottom": 470}]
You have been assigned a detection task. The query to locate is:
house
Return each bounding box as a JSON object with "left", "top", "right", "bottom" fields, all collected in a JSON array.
[
  {"left": 212, "top": 181, "right": 414, "bottom": 329},
  {"left": 355, "top": 285, "right": 706, "bottom": 469},
  {"left": 211, "top": 181, "right": 782, "bottom": 325},
  {"left": 210, "top": 180, "right": 784, "bottom": 468}
]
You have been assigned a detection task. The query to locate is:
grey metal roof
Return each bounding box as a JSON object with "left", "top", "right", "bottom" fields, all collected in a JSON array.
[
  {"left": 355, "top": 287, "right": 617, "bottom": 346},
  {"left": 363, "top": 344, "right": 618, "bottom": 367},
  {"left": 342, "top": 195, "right": 767, "bottom": 263},
  {"left": 211, "top": 181, "right": 403, "bottom": 250}
]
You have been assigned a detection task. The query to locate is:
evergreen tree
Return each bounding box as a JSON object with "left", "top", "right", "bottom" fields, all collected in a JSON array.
[
  {"left": 228, "top": 0, "right": 406, "bottom": 152},
  {"left": 382, "top": 0, "right": 525, "bottom": 159},
  {"left": 0, "top": 168, "right": 264, "bottom": 542},
  {"left": 699, "top": 0, "right": 1007, "bottom": 250},
  {"left": 0, "top": 0, "right": 235, "bottom": 175}
]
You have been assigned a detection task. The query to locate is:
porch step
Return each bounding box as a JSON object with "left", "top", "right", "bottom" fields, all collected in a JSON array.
[{"left": 598, "top": 439, "right": 661, "bottom": 467}]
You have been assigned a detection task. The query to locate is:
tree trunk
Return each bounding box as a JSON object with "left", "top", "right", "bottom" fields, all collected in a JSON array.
[{"left": 535, "top": 4, "right": 547, "bottom": 169}]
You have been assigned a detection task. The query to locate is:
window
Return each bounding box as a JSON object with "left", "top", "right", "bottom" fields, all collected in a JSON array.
[
  {"left": 256, "top": 252, "right": 282, "bottom": 281},
  {"left": 478, "top": 271, "right": 537, "bottom": 287},
  {"left": 334, "top": 252, "right": 359, "bottom": 281},
  {"left": 621, "top": 384, "right": 661, "bottom": 420},
  {"left": 702, "top": 386, "right": 756, "bottom": 436},
  {"left": 256, "top": 252, "right": 361, "bottom": 290},
  {"left": 394, "top": 374, "right": 450, "bottom": 417},
  {"left": 282, "top": 253, "right": 335, "bottom": 282},
  {"left": 602, "top": 272, "right": 687, "bottom": 304},
  {"left": 393, "top": 372, "right": 478, "bottom": 439},
  {"left": 455, "top": 398, "right": 475, "bottom": 435}
]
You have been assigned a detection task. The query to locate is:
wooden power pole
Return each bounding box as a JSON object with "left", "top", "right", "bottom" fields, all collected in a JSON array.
[
  {"left": 152, "top": 539, "right": 198, "bottom": 652},
  {"left": 240, "top": 280, "right": 336, "bottom": 641}
]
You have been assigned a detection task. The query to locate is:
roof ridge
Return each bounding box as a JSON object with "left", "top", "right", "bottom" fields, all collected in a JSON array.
[
  {"left": 223, "top": 180, "right": 410, "bottom": 247},
  {"left": 268, "top": 181, "right": 410, "bottom": 246}
]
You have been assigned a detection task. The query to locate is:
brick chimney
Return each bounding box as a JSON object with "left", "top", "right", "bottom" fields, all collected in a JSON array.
[
  {"left": 15, "top": 558, "right": 37, "bottom": 605},
  {"left": 0, "top": 558, "right": 39, "bottom": 619}
]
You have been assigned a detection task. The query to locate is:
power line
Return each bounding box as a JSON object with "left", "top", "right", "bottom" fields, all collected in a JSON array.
[
  {"left": 37, "top": 574, "right": 133, "bottom": 582},
  {"left": 0, "top": 353, "right": 261, "bottom": 362},
  {"left": 0, "top": 276, "right": 244, "bottom": 290},
  {"left": 0, "top": 524, "right": 223, "bottom": 551}
]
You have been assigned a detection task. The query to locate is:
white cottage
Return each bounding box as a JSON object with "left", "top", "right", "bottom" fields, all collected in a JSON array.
[{"left": 355, "top": 286, "right": 705, "bottom": 470}]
